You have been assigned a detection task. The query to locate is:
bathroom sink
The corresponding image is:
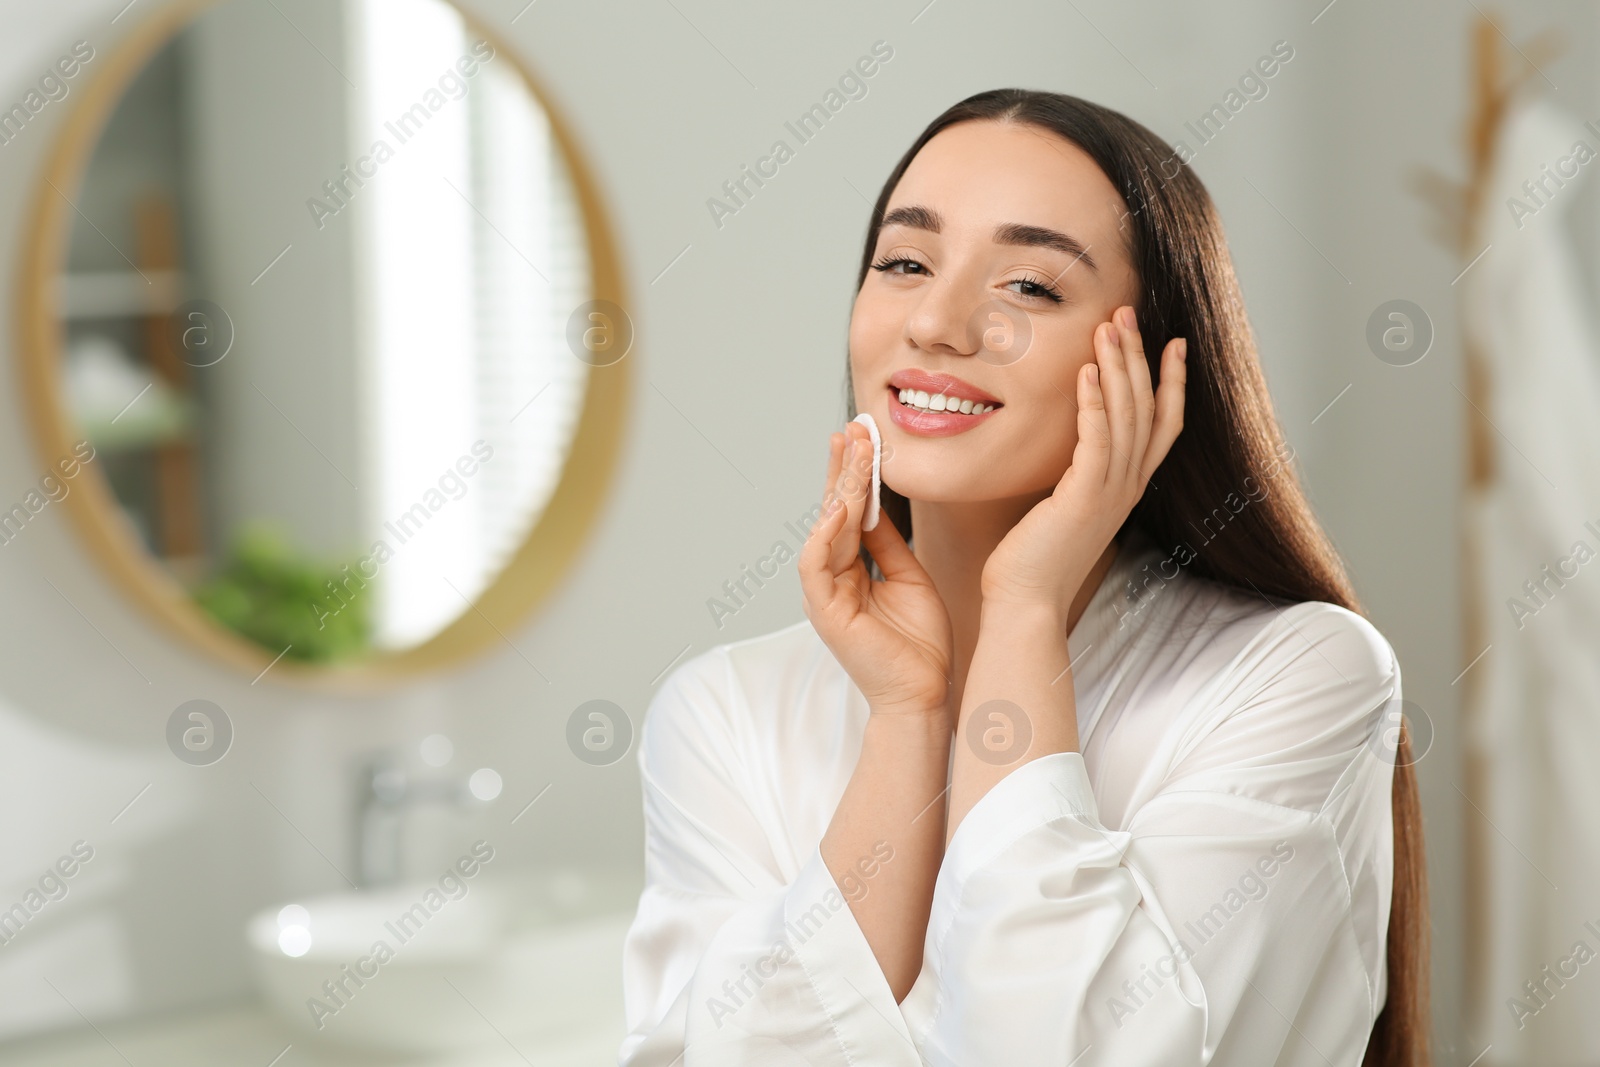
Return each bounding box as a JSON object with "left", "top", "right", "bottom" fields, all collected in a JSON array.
[{"left": 246, "top": 867, "right": 637, "bottom": 1054}]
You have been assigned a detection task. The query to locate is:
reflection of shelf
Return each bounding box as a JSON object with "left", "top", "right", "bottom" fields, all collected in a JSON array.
[
  {"left": 66, "top": 332, "right": 196, "bottom": 452},
  {"left": 60, "top": 269, "right": 185, "bottom": 319},
  {"left": 78, "top": 394, "right": 196, "bottom": 453}
]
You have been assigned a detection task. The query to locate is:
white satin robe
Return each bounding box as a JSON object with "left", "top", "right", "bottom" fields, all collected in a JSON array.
[{"left": 618, "top": 530, "right": 1400, "bottom": 1066}]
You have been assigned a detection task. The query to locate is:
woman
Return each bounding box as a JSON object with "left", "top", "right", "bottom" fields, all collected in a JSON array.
[{"left": 619, "top": 89, "right": 1428, "bottom": 1066}]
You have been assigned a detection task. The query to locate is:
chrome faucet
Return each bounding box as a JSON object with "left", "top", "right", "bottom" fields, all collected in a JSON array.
[{"left": 353, "top": 749, "right": 485, "bottom": 888}]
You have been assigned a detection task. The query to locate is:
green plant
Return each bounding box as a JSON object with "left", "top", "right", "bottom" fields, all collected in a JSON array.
[{"left": 193, "top": 523, "right": 371, "bottom": 663}]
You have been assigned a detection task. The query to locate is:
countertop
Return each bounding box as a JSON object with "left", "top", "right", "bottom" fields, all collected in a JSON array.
[{"left": 0, "top": 999, "right": 624, "bottom": 1066}]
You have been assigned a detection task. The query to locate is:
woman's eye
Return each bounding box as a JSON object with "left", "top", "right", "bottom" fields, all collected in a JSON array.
[
  {"left": 870, "top": 256, "right": 927, "bottom": 276},
  {"left": 1006, "top": 276, "right": 1064, "bottom": 303}
]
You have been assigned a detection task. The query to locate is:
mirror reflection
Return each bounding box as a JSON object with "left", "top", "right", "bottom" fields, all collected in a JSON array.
[{"left": 57, "top": 0, "right": 591, "bottom": 662}]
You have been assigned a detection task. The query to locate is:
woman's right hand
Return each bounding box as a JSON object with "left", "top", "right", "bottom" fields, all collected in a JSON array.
[{"left": 799, "top": 420, "right": 955, "bottom": 721}]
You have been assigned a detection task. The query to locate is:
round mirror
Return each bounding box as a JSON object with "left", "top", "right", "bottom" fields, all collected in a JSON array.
[{"left": 18, "top": 0, "right": 630, "bottom": 684}]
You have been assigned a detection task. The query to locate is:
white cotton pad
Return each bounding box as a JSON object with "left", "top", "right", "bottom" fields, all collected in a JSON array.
[{"left": 851, "top": 412, "right": 882, "bottom": 531}]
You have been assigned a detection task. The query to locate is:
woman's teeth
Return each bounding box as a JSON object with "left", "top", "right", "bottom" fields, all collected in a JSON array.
[{"left": 896, "top": 388, "right": 997, "bottom": 415}]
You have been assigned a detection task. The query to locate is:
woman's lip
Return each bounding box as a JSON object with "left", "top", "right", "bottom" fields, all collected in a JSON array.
[
  {"left": 885, "top": 385, "right": 1000, "bottom": 437},
  {"left": 887, "top": 368, "right": 1002, "bottom": 407}
]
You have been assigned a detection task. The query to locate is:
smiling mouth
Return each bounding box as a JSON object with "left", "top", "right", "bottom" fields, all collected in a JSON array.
[{"left": 890, "top": 386, "right": 1001, "bottom": 415}]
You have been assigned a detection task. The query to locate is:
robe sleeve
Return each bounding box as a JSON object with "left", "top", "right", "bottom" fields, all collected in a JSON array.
[
  {"left": 898, "top": 602, "right": 1400, "bottom": 1066},
  {"left": 617, "top": 649, "right": 922, "bottom": 1066}
]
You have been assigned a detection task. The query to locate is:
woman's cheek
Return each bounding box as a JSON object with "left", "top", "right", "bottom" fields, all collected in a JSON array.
[
  {"left": 857, "top": 321, "right": 890, "bottom": 361},
  {"left": 1012, "top": 404, "right": 1076, "bottom": 489},
  {"left": 847, "top": 332, "right": 885, "bottom": 391},
  {"left": 845, "top": 323, "right": 869, "bottom": 378}
]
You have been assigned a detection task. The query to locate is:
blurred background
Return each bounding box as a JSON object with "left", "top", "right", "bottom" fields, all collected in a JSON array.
[{"left": 0, "top": 0, "right": 1595, "bottom": 1063}]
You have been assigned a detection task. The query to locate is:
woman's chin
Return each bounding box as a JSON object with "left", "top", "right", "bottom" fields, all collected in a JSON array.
[
  {"left": 882, "top": 474, "right": 1012, "bottom": 505},
  {"left": 882, "top": 461, "right": 1066, "bottom": 508}
]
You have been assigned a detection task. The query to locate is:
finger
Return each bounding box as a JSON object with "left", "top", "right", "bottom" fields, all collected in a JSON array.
[
  {"left": 827, "top": 424, "right": 871, "bottom": 572},
  {"left": 838, "top": 421, "right": 873, "bottom": 508},
  {"left": 816, "top": 431, "right": 845, "bottom": 539},
  {"left": 1095, "top": 319, "right": 1134, "bottom": 489},
  {"left": 823, "top": 430, "right": 843, "bottom": 498},
  {"left": 1072, "top": 360, "right": 1111, "bottom": 490},
  {"left": 802, "top": 435, "right": 854, "bottom": 579},
  {"left": 1143, "top": 337, "right": 1188, "bottom": 479},
  {"left": 1117, "top": 306, "right": 1155, "bottom": 478},
  {"left": 799, "top": 493, "right": 852, "bottom": 613},
  {"left": 818, "top": 428, "right": 855, "bottom": 532}
]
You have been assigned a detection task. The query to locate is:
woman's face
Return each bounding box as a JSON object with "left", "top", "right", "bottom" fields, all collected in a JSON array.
[{"left": 850, "top": 119, "right": 1140, "bottom": 504}]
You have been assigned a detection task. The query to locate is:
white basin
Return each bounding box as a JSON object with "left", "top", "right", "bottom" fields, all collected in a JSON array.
[{"left": 246, "top": 867, "right": 637, "bottom": 1054}]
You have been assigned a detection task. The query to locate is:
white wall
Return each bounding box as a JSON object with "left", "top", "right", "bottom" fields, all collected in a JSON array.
[{"left": 8, "top": 0, "right": 1587, "bottom": 1053}]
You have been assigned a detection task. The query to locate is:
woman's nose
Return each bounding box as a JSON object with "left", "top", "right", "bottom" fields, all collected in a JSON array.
[
  {"left": 904, "top": 275, "right": 983, "bottom": 357},
  {"left": 907, "top": 286, "right": 1034, "bottom": 367}
]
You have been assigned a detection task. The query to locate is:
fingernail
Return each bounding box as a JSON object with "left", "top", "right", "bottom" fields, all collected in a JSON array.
[
  {"left": 1106, "top": 323, "right": 1118, "bottom": 346},
  {"left": 1178, "top": 338, "right": 1188, "bottom": 362}
]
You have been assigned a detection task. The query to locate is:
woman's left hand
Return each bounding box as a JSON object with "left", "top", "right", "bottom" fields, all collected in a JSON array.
[{"left": 980, "top": 305, "right": 1187, "bottom": 617}]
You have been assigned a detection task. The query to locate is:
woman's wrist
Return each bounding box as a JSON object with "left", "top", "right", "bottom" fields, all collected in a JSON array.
[
  {"left": 864, "top": 703, "right": 954, "bottom": 746},
  {"left": 962, "top": 601, "right": 1076, "bottom": 737},
  {"left": 979, "top": 559, "right": 1092, "bottom": 620},
  {"left": 976, "top": 596, "right": 1072, "bottom": 641}
]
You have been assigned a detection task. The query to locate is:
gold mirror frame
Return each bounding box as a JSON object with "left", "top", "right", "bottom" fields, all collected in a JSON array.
[{"left": 15, "top": 0, "right": 631, "bottom": 691}]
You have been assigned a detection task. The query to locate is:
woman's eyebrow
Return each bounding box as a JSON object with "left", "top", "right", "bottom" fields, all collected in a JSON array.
[
  {"left": 993, "top": 222, "right": 1099, "bottom": 275},
  {"left": 880, "top": 204, "right": 942, "bottom": 234},
  {"left": 880, "top": 204, "right": 1099, "bottom": 275}
]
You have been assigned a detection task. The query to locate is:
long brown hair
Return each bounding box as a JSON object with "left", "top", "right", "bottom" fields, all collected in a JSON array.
[{"left": 845, "top": 89, "right": 1429, "bottom": 1065}]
